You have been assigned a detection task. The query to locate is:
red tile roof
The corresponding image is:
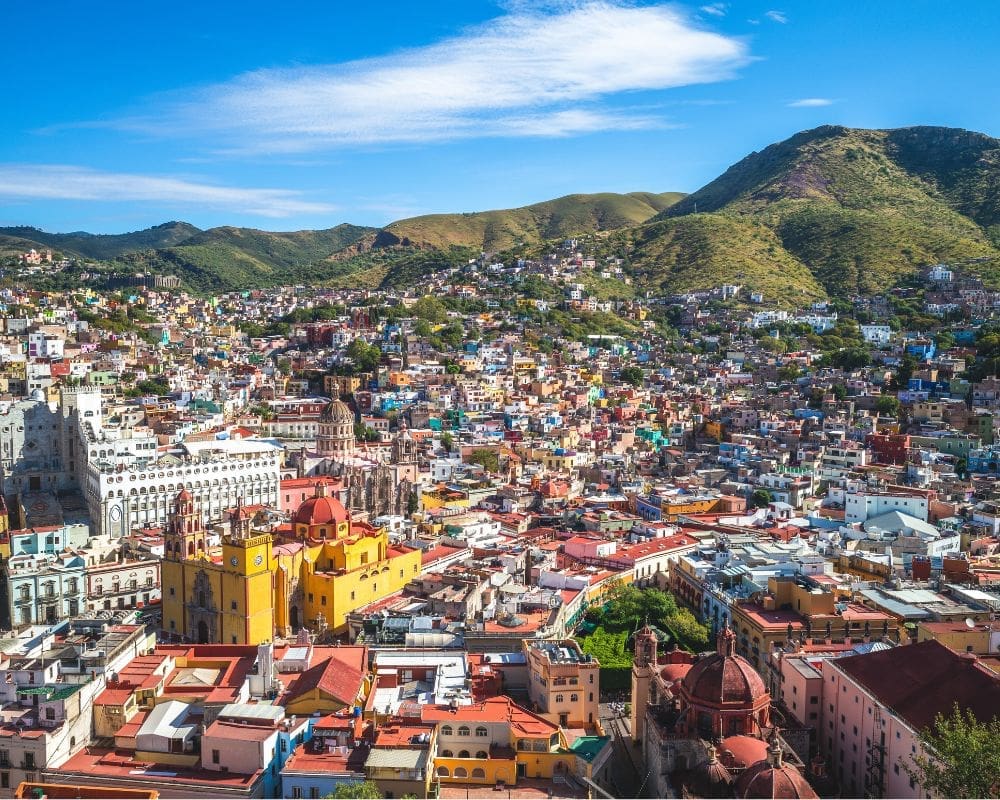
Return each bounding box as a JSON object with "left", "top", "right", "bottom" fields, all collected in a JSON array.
[
  {"left": 834, "top": 639, "right": 1000, "bottom": 730},
  {"left": 422, "top": 696, "right": 557, "bottom": 738},
  {"left": 279, "top": 649, "right": 366, "bottom": 707}
]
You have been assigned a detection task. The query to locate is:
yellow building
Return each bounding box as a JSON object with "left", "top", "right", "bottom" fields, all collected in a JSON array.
[
  {"left": 161, "top": 483, "right": 422, "bottom": 644},
  {"left": 161, "top": 490, "right": 276, "bottom": 645},
  {"left": 423, "top": 697, "right": 574, "bottom": 787},
  {"left": 525, "top": 640, "right": 601, "bottom": 728}
]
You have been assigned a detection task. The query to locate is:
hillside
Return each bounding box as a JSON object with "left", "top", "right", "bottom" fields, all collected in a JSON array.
[
  {"left": 648, "top": 125, "right": 1000, "bottom": 298},
  {"left": 628, "top": 213, "right": 827, "bottom": 302},
  {"left": 377, "top": 191, "right": 685, "bottom": 251},
  {"left": 121, "top": 224, "right": 376, "bottom": 292},
  {"left": 0, "top": 221, "right": 201, "bottom": 260}
]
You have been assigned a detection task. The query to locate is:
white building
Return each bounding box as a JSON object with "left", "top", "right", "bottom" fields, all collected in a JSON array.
[{"left": 860, "top": 325, "right": 893, "bottom": 346}]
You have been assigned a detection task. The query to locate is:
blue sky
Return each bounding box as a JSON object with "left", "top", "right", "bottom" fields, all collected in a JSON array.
[{"left": 2, "top": 1, "right": 999, "bottom": 233}]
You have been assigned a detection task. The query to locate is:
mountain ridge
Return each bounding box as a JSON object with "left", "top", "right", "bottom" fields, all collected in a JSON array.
[{"left": 6, "top": 125, "right": 1000, "bottom": 299}]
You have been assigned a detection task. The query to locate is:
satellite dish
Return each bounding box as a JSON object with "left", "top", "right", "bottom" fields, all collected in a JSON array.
[{"left": 965, "top": 617, "right": 976, "bottom": 629}]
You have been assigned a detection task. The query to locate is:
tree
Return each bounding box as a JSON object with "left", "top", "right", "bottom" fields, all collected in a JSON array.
[
  {"left": 902, "top": 704, "right": 1000, "bottom": 799},
  {"left": 619, "top": 366, "right": 644, "bottom": 387},
  {"left": 440, "top": 431, "right": 454, "bottom": 453},
  {"left": 751, "top": 488, "right": 772, "bottom": 508},
  {"left": 345, "top": 338, "right": 381, "bottom": 374},
  {"left": 411, "top": 295, "right": 447, "bottom": 323},
  {"left": 777, "top": 364, "right": 801, "bottom": 382},
  {"left": 325, "top": 781, "right": 383, "bottom": 799},
  {"left": 891, "top": 353, "right": 918, "bottom": 389},
  {"left": 876, "top": 395, "right": 901, "bottom": 417},
  {"left": 467, "top": 448, "right": 499, "bottom": 473},
  {"left": 759, "top": 335, "right": 786, "bottom": 354}
]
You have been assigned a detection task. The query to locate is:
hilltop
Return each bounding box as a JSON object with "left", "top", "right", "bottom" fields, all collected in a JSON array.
[
  {"left": 376, "top": 191, "right": 685, "bottom": 251},
  {"left": 0, "top": 221, "right": 202, "bottom": 261},
  {"left": 3, "top": 192, "right": 682, "bottom": 293},
  {"left": 640, "top": 125, "right": 1000, "bottom": 298},
  {"left": 7, "top": 126, "right": 1000, "bottom": 300}
]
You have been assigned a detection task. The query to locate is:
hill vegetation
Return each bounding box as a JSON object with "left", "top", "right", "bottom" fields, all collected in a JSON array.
[
  {"left": 9, "top": 126, "right": 1000, "bottom": 300},
  {"left": 379, "top": 191, "right": 685, "bottom": 251},
  {"left": 655, "top": 125, "right": 1000, "bottom": 298},
  {"left": 0, "top": 221, "right": 201, "bottom": 260}
]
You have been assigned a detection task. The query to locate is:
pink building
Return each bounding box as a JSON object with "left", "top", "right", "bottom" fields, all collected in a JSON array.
[{"left": 819, "top": 640, "right": 1000, "bottom": 798}]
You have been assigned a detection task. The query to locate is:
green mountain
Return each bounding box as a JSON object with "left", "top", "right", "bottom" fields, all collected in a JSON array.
[
  {"left": 377, "top": 191, "right": 686, "bottom": 251},
  {"left": 120, "top": 224, "right": 376, "bottom": 292},
  {"left": 637, "top": 125, "right": 1000, "bottom": 299},
  {"left": 12, "top": 127, "right": 1000, "bottom": 301},
  {"left": 0, "top": 221, "right": 202, "bottom": 260}
]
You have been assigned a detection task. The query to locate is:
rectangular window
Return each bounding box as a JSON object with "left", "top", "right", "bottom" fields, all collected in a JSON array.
[
  {"left": 231, "top": 600, "right": 238, "bottom": 611},
  {"left": 293, "top": 789, "right": 302, "bottom": 799},
  {"left": 212, "top": 750, "right": 220, "bottom": 764},
  {"left": 321, "top": 596, "right": 327, "bottom": 606}
]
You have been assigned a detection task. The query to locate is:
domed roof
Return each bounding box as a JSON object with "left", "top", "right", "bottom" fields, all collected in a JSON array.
[
  {"left": 735, "top": 741, "right": 818, "bottom": 799},
  {"left": 682, "top": 625, "right": 768, "bottom": 707},
  {"left": 320, "top": 399, "right": 354, "bottom": 424},
  {"left": 294, "top": 491, "right": 349, "bottom": 527},
  {"left": 693, "top": 744, "right": 733, "bottom": 799},
  {"left": 720, "top": 735, "right": 770, "bottom": 770},
  {"left": 660, "top": 663, "right": 693, "bottom": 683}
]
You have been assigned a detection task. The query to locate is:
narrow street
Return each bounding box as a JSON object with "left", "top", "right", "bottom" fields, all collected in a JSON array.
[{"left": 598, "top": 702, "right": 648, "bottom": 798}]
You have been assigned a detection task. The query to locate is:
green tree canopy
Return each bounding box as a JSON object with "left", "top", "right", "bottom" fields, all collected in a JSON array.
[
  {"left": 467, "top": 448, "right": 499, "bottom": 473},
  {"left": 411, "top": 295, "right": 447, "bottom": 323},
  {"left": 876, "top": 395, "right": 901, "bottom": 417},
  {"left": 344, "top": 338, "right": 382, "bottom": 374},
  {"left": 325, "top": 780, "right": 383, "bottom": 799},
  {"left": 619, "top": 366, "right": 645, "bottom": 387},
  {"left": 902, "top": 704, "right": 1000, "bottom": 799}
]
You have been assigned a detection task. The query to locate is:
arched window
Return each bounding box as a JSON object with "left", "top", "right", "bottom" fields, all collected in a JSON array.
[
  {"left": 472, "top": 768, "right": 486, "bottom": 779},
  {"left": 441, "top": 726, "right": 453, "bottom": 736},
  {"left": 441, "top": 749, "right": 453, "bottom": 757},
  {"left": 454, "top": 767, "right": 468, "bottom": 779},
  {"left": 475, "top": 726, "right": 488, "bottom": 737},
  {"left": 475, "top": 752, "right": 488, "bottom": 760},
  {"left": 437, "top": 766, "right": 450, "bottom": 777},
  {"left": 457, "top": 726, "right": 470, "bottom": 737},
  {"left": 458, "top": 750, "right": 470, "bottom": 759},
  {"left": 555, "top": 695, "right": 564, "bottom": 703},
  {"left": 570, "top": 694, "right": 578, "bottom": 702}
]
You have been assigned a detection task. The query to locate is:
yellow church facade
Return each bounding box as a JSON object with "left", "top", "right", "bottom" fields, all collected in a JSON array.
[{"left": 162, "top": 483, "right": 421, "bottom": 644}]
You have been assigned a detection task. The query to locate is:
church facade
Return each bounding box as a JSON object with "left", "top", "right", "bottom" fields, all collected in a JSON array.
[
  {"left": 298, "top": 399, "right": 419, "bottom": 521},
  {"left": 161, "top": 482, "right": 422, "bottom": 644}
]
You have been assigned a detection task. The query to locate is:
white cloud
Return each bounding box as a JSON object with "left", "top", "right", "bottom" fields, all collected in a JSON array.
[
  {"left": 0, "top": 165, "right": 335, "bottom": 217},
  {"left": 787, "top": 98, "right": 834, "bottom": 108},
  {"left": 765, "top": 10, "right": 788, "bottom": 23},
  {"left": 125, "top": 2, "right": 748, "bottom": 154},
  {"left": 700, "top": 3, "right": 728, "bottom": 16}
]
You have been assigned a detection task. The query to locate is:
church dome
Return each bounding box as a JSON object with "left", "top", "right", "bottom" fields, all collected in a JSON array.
[
  {"left": 682, "top": 625, "right": 768, "bottom": 707},
  {"left": 294, "top": 494, "right": 349, "bottom": 526},
  {"left": 720, "top": 735, "right": 770, "bottom": 770},
  {"left": 735, "top": 741, "right": 818, "bottom": 799},
  {"left": 320, "top": 400, "right": 354, "bottom": 424}
]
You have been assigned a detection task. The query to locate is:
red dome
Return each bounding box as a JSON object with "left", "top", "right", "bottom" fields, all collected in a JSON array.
[
  {"left": 294, "top": 495, "right": 349, "bottom": 527},
  {"left": 720, "top": 735, "right": 770, "bottom": 770},
  {"left": 735, "top": 752, "right": 818, "bottom": 799},
  {"left": 660, "top": 663, "right": 693, "bottom": 683},
  {"left": 682, "top": 626, "right": 768, "bottom": 707}
]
